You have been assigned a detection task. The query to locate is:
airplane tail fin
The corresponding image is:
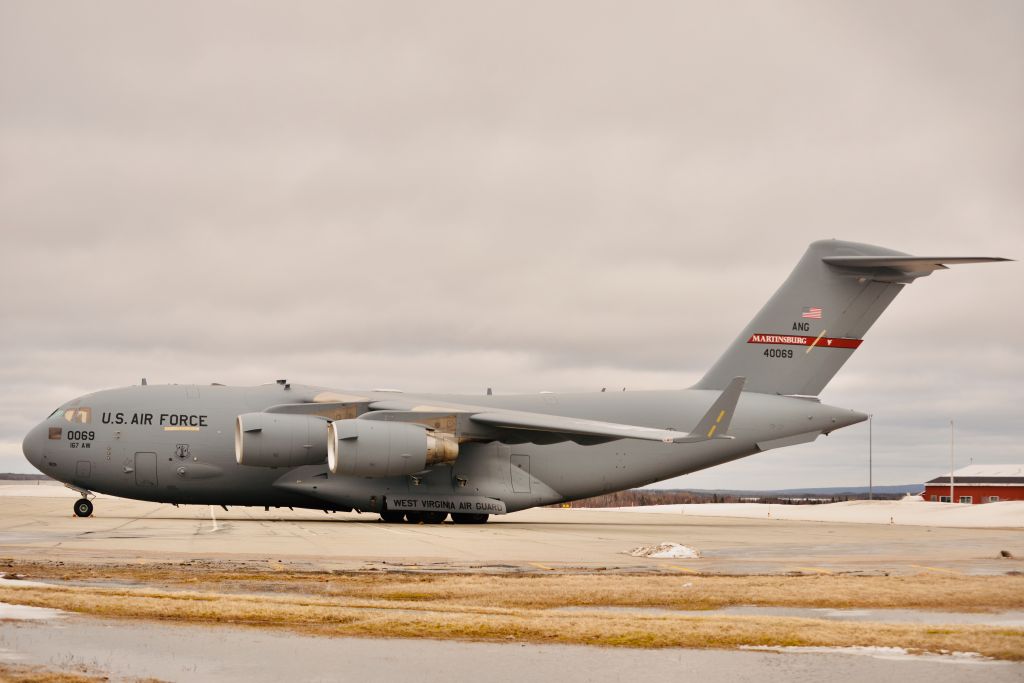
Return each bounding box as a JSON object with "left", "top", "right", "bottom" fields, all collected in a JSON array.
[{"left": 694, "top": 239, "right": 1008, "bottom": 396}]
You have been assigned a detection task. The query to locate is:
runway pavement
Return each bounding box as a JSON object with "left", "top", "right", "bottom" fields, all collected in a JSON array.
[{"left": 0, "top": 494, "right": 1021, "bottom": 575}]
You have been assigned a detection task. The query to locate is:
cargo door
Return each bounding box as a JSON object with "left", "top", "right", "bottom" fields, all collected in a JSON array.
[
  {"left": 134, "top": 452, "right": 158, "bottom": 487},
  {"left": 510, "top": 454, "right": 531, "bottom": 493}
]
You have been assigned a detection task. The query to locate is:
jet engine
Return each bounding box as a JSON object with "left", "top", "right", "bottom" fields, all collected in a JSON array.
[
  {"left": 327, "top": 419, "right": 459, "bottom": 477},
  {"left": 235, "top": 413, "right": 328, "bottom": 468}
]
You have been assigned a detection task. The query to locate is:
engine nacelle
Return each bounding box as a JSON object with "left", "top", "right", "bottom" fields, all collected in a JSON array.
[
  {"left": 235, "top": 412, "right": 328, "bottom": 468},
  {"left": 327, "top": 419, "right": 459, "bottom": 477}
]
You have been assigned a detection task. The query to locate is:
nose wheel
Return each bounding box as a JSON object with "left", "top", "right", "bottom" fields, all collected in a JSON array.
[{"left": 74, "top": 498, "right": 94, "bottom": 518}]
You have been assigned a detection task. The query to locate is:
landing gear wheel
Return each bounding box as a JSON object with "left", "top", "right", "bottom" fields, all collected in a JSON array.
[
  {"left": 74, "top": 498, "right": 93, "bottom": 518},
  {"left": 451, "top": 513, "right": 488, "bottom": 524},
  {"left": 405, "top": 511, "right": 425, "bottom": 524},
  {"left": 380, "top": 510, "right": 405, "bottom": 523},
  {"left": 422, "top": 511, "right": 448, "bottom": 524}
]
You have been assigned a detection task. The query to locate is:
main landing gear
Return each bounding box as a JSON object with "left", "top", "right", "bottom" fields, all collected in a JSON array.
[
  {"left": 73, "top": 498, "right": 94, "bottom": 518},
  {"left": 379, "top": 509, "right": 405, "bottom": 523},
  {"left": 451, "top": 513, "right": 488, "bottom": 524},
  {"left": 378, "top": 510, "right": 489, "bottom": 524}
]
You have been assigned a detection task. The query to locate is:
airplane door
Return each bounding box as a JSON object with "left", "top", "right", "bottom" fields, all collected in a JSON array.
[
  {"left": 134, "top": 452, "right": 158, "bottom": 487},
  {"left": 511, "top": 454, "right": 531, "bottom": 493}
]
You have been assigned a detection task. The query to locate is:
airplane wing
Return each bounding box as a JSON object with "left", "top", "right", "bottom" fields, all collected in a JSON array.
[{"left": 470, "top": 377, "right": 745, "bottom": 445}]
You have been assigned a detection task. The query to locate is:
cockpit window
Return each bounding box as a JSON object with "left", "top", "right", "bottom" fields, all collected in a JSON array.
[{"left": 63, "top": 407, "right": 92, "bottom": 424}]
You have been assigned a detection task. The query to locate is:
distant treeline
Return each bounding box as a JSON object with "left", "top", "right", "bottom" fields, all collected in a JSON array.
[{"left": 559, "top": 488, "right": 904, "bottom": 508}]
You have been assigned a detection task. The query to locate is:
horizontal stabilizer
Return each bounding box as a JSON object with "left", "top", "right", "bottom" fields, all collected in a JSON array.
[{"left": 823, "top": 255, "right": 1010, "bottom": 277}]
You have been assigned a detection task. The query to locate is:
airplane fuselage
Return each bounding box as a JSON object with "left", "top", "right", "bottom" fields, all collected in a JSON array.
[{"left": 23, "top": 382, "right": 865, "bottom": 515}]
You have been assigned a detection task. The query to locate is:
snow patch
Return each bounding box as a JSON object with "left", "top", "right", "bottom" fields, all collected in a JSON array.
[
  {"left": 628, "top": 542, "right": 701, "bottom": 559},
  {"left": 740, "top": 645, "right": 998, "bottom": 664},
  {"left": 0, "top": 483, "right": 80, "bottom": 498},
  {"left": 0, "top": 602, "right": 64, "bottom": 621},
  {"left": 0, "top": 574, "right": 55, "bottom": 589},
  {"left": 584, "top": 500, "right": 1024, "bottom": 528}
]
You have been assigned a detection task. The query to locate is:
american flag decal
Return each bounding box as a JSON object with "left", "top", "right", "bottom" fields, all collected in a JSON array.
[{"left": 801, "top": 306, "right": 823, "bottom": 319}]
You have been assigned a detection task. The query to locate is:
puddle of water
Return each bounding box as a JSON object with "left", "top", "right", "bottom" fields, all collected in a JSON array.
[{"left": 555, "top": 605, "right": 1024, "bottom": 626}]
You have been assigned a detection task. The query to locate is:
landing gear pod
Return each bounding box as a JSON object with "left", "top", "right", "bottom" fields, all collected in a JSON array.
[
  {"left": 235, "top": 413, "right": 328, "bottom": 468},
  {"left": 327, "top": 419, "right": 459, "bottom": 477}
]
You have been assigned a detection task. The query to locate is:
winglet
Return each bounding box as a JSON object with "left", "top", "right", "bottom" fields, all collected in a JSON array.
[{"left": 677, "top": 376, "right": 745, "bottom": 442}]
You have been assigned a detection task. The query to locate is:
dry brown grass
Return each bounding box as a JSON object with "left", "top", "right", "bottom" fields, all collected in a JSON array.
[
  {"left": 2, "top": 561, "right": 1022, "bottom": 661},
  {"left": 0, "top": 663, "right": 112, "bottom": 682},
  {"left": 6, "top": 559, "right": 1023, "bottom": 612}
]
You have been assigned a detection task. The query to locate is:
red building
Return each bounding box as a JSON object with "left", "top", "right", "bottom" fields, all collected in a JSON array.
[{"left": 922, "top": 464, "right": 1024, "bottom": 504}]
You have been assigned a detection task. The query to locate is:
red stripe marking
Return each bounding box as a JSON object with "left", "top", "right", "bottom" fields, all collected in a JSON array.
[{"left": 747, "top": 334, "right": 862, "bottom": 349}]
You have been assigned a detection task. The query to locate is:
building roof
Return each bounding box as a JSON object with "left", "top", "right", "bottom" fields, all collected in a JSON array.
[{"left": 925, "top": 464, "right": 1024, "bottom": 486}]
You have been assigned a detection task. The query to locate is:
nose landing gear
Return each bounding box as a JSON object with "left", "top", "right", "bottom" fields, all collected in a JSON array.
[
  {"left": 74, "top": 498, "right": 94, "bottom": 518},
  {"left": 64, "top": 483, "right": 95, "bottom": 518}
]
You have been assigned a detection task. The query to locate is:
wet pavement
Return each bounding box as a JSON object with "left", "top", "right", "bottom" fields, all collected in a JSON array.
[{"left": 0, "top": 607, "right": 1021, "bottom": 683}]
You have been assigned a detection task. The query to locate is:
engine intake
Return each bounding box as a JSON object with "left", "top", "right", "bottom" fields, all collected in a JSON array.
[
  {"left": 327, "top": 419, "right": 459, "bottom": 477},
  {"left": 235, "top": 413, "right": 328, "bottom": 468}
]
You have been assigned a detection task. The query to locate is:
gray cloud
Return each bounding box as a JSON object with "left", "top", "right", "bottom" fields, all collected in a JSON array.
[{"left": 2, "top": 1, "right": 1021, "bottom": 487}]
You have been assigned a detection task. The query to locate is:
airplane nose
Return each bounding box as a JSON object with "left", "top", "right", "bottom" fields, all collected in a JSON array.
[{"left": 22, "top": 422, "right": 47, "bottom": 470}]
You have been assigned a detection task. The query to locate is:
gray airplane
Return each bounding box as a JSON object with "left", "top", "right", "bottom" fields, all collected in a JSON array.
[{"left": 21, "top": 240, "right": 1008, "bottom": 523}]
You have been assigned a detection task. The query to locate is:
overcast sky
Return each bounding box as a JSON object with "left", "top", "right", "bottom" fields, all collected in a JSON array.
[{"left": 1, "top": 1, "right": 1021, "bottom": 489}]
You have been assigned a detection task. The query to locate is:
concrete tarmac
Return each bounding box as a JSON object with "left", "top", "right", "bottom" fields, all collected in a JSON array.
[{"left": 0, "top": 495, "right": 1021, "bottom": 575}]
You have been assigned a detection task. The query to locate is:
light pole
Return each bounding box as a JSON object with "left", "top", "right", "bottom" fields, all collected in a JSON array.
[
  {"left": 950, "top": 420, "right": 955, "bottom": 503},
  {"left": 868, "top": 415, "right": 873, "bottom": 501}
]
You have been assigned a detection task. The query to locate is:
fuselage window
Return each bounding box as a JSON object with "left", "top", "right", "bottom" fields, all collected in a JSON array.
[{"left": 63, "top": 407, "right": 92, "bottom": 424}]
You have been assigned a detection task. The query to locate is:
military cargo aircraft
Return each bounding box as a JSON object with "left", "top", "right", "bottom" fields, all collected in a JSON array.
[{"left": 22, "top": 240, "right": 1008, "bottom": 523}]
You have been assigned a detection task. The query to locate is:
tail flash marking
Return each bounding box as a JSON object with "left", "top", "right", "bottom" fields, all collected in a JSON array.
[
  {"left": 805, "top": 329, "right": 828, "bottom": 355},
  {"left": 716, "top": 410, "right": 726, "bottom": 423},
  {"left": 707, "top": 424, "right": 718, "bottom": 438}
]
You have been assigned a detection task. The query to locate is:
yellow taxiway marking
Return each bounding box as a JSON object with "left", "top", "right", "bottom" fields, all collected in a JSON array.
[
  {"left": 668, "top": 565, "right": 698, "bottom": 574},
  {"left": 805, "top": 329, "right": 828, "bottom": 354},
  {"left": 164, "top": 426, "right": 201, "bottom": 432},
  {"left": 793, "top": 566, "right": 833, "bottom": 575},
  {"left": 529, "top": 562, "right": 555, "bottom": 571},
  {"left": 910, "top": 564, "right": 963, "bottom": 575}
]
